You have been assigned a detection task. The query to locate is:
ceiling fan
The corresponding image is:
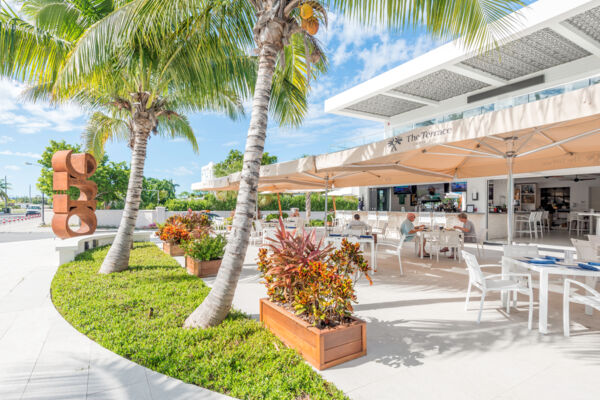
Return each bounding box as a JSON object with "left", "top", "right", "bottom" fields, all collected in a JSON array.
[
  {"left": 543, "top": 175, "right": 597, "bottom": 182},
  {"left": 573, "top": 175, "right": 596, "bottom": 182}
]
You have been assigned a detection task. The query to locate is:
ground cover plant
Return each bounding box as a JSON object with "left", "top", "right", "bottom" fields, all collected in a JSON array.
[{"left": 51, "top": 243, "right": 347, "bottom": 400}]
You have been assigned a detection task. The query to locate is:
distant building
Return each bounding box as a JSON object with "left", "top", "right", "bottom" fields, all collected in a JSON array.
[{"left": 201, "top": 162, "right": 215, "bottom": 184}]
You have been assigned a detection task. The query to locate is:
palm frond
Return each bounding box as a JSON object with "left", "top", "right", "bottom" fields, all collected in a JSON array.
[{"left": 82, "top": 111, "right": 130, "bottom": 157}]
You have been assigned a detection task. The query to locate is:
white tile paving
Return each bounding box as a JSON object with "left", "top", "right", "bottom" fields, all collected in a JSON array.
[
  {"left": 221, "top": 242, "right": 600, "bottom": 400},
  {"left": 0, "top": 239, "right": 234, "bottom": 400}
]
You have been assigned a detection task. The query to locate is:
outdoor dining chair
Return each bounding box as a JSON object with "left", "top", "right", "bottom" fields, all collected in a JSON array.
[
  {"left": 375, "top": 233, "right": 406, "bottom": 275},
  {"left": 441, "top": 230, "right": 462, "bottom": 262},
  {"left": 571, "top": 238, "right": 599, "bottom": 262},
  {"left": 476, "top": 228, "right": 488, "bottom": 258},
  {"left": 515, "top": 212, "right": 537, "bottom": 240},
  {"left": 462, "top": 251, "right": 534, "bottom": 328},
  {"left": 563, "top": 279, "right": 600, "bottom": 337}
]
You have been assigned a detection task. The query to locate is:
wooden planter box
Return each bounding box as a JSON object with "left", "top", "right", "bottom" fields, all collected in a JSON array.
[
  {"left": 185, "top": 257, "right": 222, "bottom": 277},
  {"left": 162, "top": 242, "right": 184, "bottom": 257},
  {"left": 259, "top": 298, "right": 366, "bottom": 370}
]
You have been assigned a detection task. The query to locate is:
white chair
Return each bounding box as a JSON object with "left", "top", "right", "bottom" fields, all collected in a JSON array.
[
  {"left": 476, "top": 228, "right": 488, "bottom": 258},
  {"left": 515, "top": 212, "right": 537, "bottom": 239},
  {"left": 542, "top": 210, "right": 550, "bottom": 232},
  {"left": 571, "top": 238, "right": 599, "bottom": 262},
  {"left": 569, "top": 211, "right": 589, "bottom": 236},
  {"left": 375, "top": 234, "right": 406, "bottom": 275},
  {"left": 587, "top": 235, "right": 600, "bottom": 252},
  {"left": 462, "top": 250, "right": 533, "bottom": 328},
  {"left": 563, "top": 279, "right": 600, "bottom": 337},
  {"left": 441, "top": 230, "right": 462, "bottom": 261},
  {"left": 262, "top": 228, "right": 277, "bottom": 245},
  {"left": 249, "top": 220, "right": 263, "bottom": 245},
  {"left": 533, "top": 211, "right": 544, "bottom": 238}
]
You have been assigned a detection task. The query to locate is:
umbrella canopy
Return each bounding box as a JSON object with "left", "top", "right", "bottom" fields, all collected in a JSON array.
[{"left": 197, "top": 84, "right": 600, "bottom": 192}]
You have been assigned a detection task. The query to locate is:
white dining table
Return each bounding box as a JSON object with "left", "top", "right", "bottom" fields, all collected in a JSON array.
[
  {"left": 325, "top": 235, "right": 375, "bottom": 274},
  {"left": 577, "top": 212, "right": 600, "bottom": 235},
  {"left": 502, "top": 257, "right": 600, "bottom": 334}
]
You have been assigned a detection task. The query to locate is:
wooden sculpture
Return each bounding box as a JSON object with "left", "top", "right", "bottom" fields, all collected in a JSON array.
[{"left": 51, "top": 150, "right": 98, "bottom": 239}]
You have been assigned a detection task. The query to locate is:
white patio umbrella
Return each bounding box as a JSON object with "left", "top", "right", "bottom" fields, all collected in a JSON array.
[{"left": 197, "top": 84, "right": 600, "bottom": 243}]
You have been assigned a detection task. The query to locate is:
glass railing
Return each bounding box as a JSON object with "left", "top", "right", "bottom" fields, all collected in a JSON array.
[{"left": 389, "top": 74, "right": 600, "bottom": 138}]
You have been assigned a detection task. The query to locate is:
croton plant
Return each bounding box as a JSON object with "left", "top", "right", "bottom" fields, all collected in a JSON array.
[
  {"left": 258, "top": 220, "right": 371, "bottom": 328},
  {"left": 157, "top": 209, "right": 213, "bottom": 244}
]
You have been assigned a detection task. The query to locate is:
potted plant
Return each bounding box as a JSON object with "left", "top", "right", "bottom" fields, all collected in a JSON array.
[
  {"left": 257, "top": 220, "right": 372, "bottom": 370},
  {"left": 157, "top": 209, "right": 212, "bottom": 256},
  {"left": 157, "top": 223, "right": 190, "bottom": 256},
  {"left": 182, "top": 234, "right": 227, "bottom": 277}
]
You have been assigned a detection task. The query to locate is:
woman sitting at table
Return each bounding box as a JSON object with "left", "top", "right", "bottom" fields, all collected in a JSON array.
[{"left": 441, "top": 213, "right": 476, "bottom": 257}]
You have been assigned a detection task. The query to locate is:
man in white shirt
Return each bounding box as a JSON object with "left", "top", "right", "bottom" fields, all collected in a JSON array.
[{"left": 346, "top": 214, "right": 369, "bottom": 231}]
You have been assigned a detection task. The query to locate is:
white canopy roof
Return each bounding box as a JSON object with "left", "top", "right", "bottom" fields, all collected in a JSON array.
[
  {"left": 195, "top": 83, "right": 600, "bottom": 192},
  {"left": 325, "top": 0, "right": 600, "bottom": 128}
]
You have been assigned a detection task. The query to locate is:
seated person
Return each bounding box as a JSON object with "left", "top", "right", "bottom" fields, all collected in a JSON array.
[
  {"left": 345, "top": 214, "right": 369, "bottom": 231},
  {"left": 442, "top": 212, "right": 476, "bottom": 257},
  {"left": 400, "top": 213, "right": 427, "bottom": 257}
]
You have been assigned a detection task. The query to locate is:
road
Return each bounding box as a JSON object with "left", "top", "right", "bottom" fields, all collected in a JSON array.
[{"left": 0, "top": 213, "right": 54, "bottom": 243}]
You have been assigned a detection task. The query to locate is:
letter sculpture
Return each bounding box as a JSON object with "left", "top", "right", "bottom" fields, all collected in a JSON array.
[{"left": 51, "top": 150, "right": 98, "bottom": 239}]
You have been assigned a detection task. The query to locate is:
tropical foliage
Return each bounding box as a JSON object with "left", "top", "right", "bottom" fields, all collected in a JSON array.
[
  {"left": 157, "top": 223, "right": 190, "bottom": 245},
  {"left": 214, "top": 149, "right": 278, "bottom": 178},
  {"left": 266, "top": 213, "right": 288, "bottom": 222},
  {"left": 164, "top": 193, "right": 358, "bottom": 212},
  {"left": 183, "top": 234, "right": 227, "bottom": 261},
  {"left": 257, "top": 221, "right": 371, "bottom": 328},
  {"left": 0, "top": 178, "right": 9, "bottom": 202}
]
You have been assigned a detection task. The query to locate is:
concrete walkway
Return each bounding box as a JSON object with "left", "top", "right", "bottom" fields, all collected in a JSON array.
[{"left": 0, "top": 238, "right": 233, "bottom": 400}]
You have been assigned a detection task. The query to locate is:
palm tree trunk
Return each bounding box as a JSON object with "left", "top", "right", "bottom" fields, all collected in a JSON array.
[
  {"left": 184, "top": 44, "right": 278, "bottom": 328},
  {"left": 99, "top": 126, "right": 150, "bottom": 274}
]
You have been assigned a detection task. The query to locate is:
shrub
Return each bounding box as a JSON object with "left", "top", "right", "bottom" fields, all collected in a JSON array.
[
  {"left": 266, "top": 212, "right": 288, "bottom": 222},
  {"left": 308, "top": 219, "right": 324, "bottom": 227},
  {"left": 257, "top": 221, "right": 371, "bottom": 328},
  {"left": 183, "top": 234, "right": 227, "bottom": 261},
  {"left": 158, "top": 223, "right": 190, "bottom": 244},
  {"left": 157, "top": 209, "right": 213, "bottom": 243}
]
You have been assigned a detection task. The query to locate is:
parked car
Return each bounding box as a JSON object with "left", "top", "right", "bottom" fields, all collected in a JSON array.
[{"left": 25, "top": 206, "right": 41, "bottom": 216}]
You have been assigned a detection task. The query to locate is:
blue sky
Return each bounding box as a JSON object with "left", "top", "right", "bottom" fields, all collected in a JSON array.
[{"left": 0, "top": 12, "right": 441, "bottom": 196}]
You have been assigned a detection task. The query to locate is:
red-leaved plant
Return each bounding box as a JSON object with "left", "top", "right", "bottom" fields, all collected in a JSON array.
[{"left": 257, "top": 219, "right": 372, "bottom": 328}]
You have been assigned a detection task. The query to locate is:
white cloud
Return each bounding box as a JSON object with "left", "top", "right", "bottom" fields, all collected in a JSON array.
[
  {"left": 5, "top": 165, "right": 21, "bottom": 171},
  {"left": 0, "top": 150, "right": 41, "bottom": 159},
  {"left": 0, "top": 136, "right": 14, "bottom": 144},
  {"left": 222, "top": 140, "right": 240, "bottom": 147},
  {"left": 0, "top": 79, "right": 84, "bottom": 135},
  {"left": 168, "top": 166, "right": 194, "bottom": 176}
]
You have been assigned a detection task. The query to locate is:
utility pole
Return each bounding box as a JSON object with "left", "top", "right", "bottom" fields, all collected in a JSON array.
[
  {"left": 41, "top": 191, "right": 45, "bottom": 225},
  {"left": 4, "top": 176, "right": 7, "bottom": 211},
  {"left": 29, "top": 184, "right": 32, "bottom": 205}
]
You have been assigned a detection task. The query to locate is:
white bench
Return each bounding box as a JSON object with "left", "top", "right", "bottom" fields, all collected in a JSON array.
[{"left": 55, "top": 231, "right": 153, "bottom": 266}]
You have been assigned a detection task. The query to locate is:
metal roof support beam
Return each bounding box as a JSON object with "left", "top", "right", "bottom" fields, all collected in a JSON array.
[
  {"left": 323, "top": 163, "right": 453, "bottom": 179},
  {"left": 551, "top": 21, "right": 600, "bottom": 58},
  {"left": 382, "top": 92, "right": 439, "bottom": 107},
  {"left": 445, "top": 64, "right": 508, "bottom": 86},
  {"left": 438, "top": 143, "right": 504, "bottom": 158},
  {"left": 516, "top": 127, "right": 600, "bottom": 158}
]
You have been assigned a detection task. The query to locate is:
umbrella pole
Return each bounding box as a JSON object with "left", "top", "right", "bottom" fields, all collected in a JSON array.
[
  {"left": 333, "top": 196, "right": 337, "bottom": 217},
  {"left": 277, "top": 193, "right": 282, "bottom": 219},
  {"left": 507, "top": 157, "right": 514, "bottom": 245},
  {"left": 324, "top": 177, "right": 329, "bottom": 233}
]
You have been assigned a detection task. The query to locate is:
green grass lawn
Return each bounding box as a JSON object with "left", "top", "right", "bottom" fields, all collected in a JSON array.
[{"left": 51, "top": 242, "right": 348, "bottom": 400}]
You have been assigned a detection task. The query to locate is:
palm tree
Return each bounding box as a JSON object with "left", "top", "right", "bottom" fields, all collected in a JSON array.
[
  {"left": 180, "top": 0, "right": 525, "bottom": 328},
  {"left": 51, "top": 0, "right": 320, "bottom": 274}
]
